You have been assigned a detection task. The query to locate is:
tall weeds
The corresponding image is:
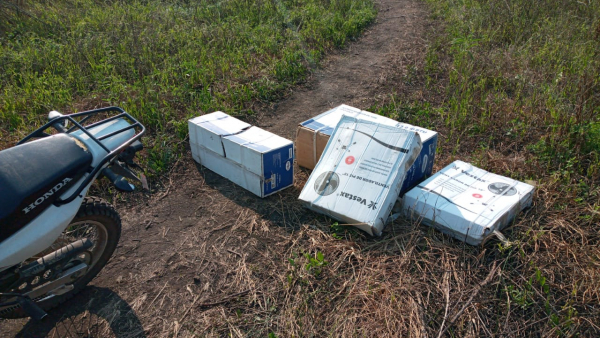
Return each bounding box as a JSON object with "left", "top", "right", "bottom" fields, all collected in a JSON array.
[
  {"left": 426, "top": 0, "right": 600, "bottom": 176},
  {"left": 0, "top": 0, "right": 376, "bottom": 160}
]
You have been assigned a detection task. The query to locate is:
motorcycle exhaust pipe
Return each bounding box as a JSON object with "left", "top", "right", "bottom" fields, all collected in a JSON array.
[
  {"left": 102, "top": 167, "right": 135, "bottom": 192},
  {"left": 19, "top": 239, "right": 93, "bottom": 278},
  {"left": 0, "top": 292, "right": 48, "bottom": 320}
]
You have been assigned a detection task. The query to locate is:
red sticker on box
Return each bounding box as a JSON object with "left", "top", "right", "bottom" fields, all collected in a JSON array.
[
  {"left": 345, "top": 156, "right": 355, "bottom": 165},
  {"left": 472, "top": 193, "right": 483, "bottom": 198}
]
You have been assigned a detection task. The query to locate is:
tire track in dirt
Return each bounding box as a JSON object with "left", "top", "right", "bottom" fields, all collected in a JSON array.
[
  {"left": 4, "top": 1, "right": 433, "bottom": 336},
  {"left": 255, "top": 0, "right": 430, "bottom": 138}
]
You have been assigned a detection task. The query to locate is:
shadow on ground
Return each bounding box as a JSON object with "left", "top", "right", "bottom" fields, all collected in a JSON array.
[
  {"left": 193, "top": 160, "right": 321, "bottom": 232},
  {"left": 13, "top": 286, "right": 145, "bottom": 338}
]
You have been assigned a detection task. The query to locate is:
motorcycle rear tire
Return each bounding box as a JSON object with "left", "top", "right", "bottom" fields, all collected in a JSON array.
[{"left": 0, "top": 197, "right": 121, "bottom": 319}]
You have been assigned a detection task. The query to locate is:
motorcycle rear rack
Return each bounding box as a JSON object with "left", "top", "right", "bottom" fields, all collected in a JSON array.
[{"left": 18, "top": 106, "right": 146, "bottom": 205}]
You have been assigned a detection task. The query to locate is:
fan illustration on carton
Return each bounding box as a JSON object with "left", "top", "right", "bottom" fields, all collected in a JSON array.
[
  {"left": 313, "top": 171, "right": 340, "bottom": 196},
  {"left": 299, "top": 116, "right": 422, "bottom": 236}
]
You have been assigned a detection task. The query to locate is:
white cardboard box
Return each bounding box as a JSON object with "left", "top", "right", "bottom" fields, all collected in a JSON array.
[
  {"left": 298, "top": 116, "right": 422, "bottom": 235},
  {"left": 191, "top": 144, "right": 265, "bottom": 196},
  {"left": 222, "top": 127, "right": 294, "bottom": 194},
  {"left": 401, "top": 160, "right": 535, "bottom": 245},
  {"left": 296, "top": 104, "right": 437, "bottom": 195},
  {"left": 189, "top": 113, "right": 294, "bottom": 197},
  {"left": 188, "top": 111, "right": 250, "bottom": 156}
]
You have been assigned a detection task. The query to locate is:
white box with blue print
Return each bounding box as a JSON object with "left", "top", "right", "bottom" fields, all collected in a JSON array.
[
  {"left": 189, "top": 112, "right": 294, "bottom": 197},
  {"left": 296, "top": 105, "right": 437, "bottom": 196}
]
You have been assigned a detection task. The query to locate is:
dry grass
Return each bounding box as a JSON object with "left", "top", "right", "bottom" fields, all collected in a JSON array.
[
  {"left": 8, "top": 156, "right": 598, "bottom": 337},
  {"left": 93, "top": 163, "right": 599, "bottom": 337},
  {"left": 3, "top": 0, "right": 599, "bottom": 336}
]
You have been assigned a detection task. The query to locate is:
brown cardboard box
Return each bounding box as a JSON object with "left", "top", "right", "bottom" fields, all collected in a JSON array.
[
  {"left": 295, "top": 105, "right": 400, "bottom": 169},
  {"left": 296, "top": 104, "right": 439, "bottom": 197},
  {"left": 295, "top": 125, "right": 330, "bottom": 169}
]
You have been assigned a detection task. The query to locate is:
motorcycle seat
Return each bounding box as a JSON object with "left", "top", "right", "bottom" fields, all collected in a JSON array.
[{"left": 0, "top": 134, "right": 93, "bottom": 242}]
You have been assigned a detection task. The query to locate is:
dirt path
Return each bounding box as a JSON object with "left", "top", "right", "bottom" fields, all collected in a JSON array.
[
  {"left": 255, "top": 0, "right": 430, "bottom": 138},
  {"left": 4, "top": 1, "right": 433, "bottom": 336}
]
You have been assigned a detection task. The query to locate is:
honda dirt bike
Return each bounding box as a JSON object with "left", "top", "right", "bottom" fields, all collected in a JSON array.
[{"left": 0, "top": 107, "right": 145, "bottom": 319}]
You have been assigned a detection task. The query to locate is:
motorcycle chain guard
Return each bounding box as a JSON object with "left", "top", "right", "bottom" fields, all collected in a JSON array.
[{"left": 0, "top": 239, "right": 93, "bottom": 319}]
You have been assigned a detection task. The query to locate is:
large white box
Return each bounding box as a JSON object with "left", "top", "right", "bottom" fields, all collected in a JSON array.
[
  {"left": 401, "top": 160, "right": 535, "bottom": 245},
  {"left": 188, "top": 112, "right": 250, "bottom": 156},
  {"left": 191, "top": 144, "right": 265, "bottom": 196},
  {"left": 222, "top": 127, "right": 294, "bottom": 194},
  {"left": 296, "top": 105, "right": 437, "bottom": 195},
  {"left": 189, "top": 113, "right": 294, "bottom": 197},
  {"left": 299, "top": 116, "right": 422, "bottom": 236}
]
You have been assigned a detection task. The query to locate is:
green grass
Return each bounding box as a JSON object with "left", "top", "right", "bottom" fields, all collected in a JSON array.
[
  {"left": 374, "top": 0, "right": 600, "bottom": 179},
  {"left": 432, "top": 0, "right": 599, "bottom": 174},
  {"left": 368, "top": 1, "right": 600, "bottom": 335},
  {"left": 0, "top": 0, "right": 376, "bottom": 171}
]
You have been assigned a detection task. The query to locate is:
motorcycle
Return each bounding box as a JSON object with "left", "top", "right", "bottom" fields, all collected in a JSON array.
[{"left": 0, "top": 107, "right": 145, "bottom": 319}]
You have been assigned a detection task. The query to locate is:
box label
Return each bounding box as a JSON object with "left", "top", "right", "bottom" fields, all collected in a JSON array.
[
  {"left": 262, "top": 144, "right": 294, "bottom": 196},
  {"left": 402, "top": 160, "right": 535, "bottom": 245},
  {"left": 299, "top": 116, "right": 422, "bottom": 236}
]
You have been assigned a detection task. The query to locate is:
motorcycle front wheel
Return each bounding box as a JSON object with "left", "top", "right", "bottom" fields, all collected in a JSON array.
[{"left": 0, "top": 197, "right": 121, "bottom": 319}]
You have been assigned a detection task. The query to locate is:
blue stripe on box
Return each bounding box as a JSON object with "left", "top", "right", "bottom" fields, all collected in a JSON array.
[
  {"left": 299, "top": 119, "right": 335, "bottom": 135},
  {"left": 321, "top": 127, "right": 335, "bottom": 135},
  {"left": 400, "top": 135, "right": 438, "bottom": 196},
  {"left": 300, "top": 119, "right": 323, "bottom": 129},
  {"left": 300, "top": 118, "right": 315, "bottom": 126},
  {"left": 262, "top": 144, "right": 294, "bottom": 196}
]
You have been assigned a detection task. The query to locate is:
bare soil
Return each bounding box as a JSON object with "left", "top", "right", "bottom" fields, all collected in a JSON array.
[{"left": 2, "top": 0, "right": 545, "bottom": 337}]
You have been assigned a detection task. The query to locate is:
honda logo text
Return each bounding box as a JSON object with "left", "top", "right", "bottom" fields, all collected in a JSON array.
[{"left": 22, "top": 177, "right": 72, "bottom": 214}]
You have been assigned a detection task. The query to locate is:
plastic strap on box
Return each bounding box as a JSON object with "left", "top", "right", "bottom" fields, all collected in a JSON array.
[
  {"left": 310, "top": 119, "right": 418, "bottom": 230},
  {"left": 409, "top": 164, "right": 521, "bottom": 244}
]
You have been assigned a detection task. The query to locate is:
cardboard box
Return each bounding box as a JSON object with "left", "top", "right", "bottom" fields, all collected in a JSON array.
[
  {"left": 191, "top": 144, "right": 266, "bottom": 196},
  {"left": 296, "top": 105, "right": 396, "bottom": 169},
  {"left": 401, "top": 160, "right": 535, "bottom": 245},
  {"left": 189, "top": 113, "right": 294, "bottom": 197},
  {"left": 188, "top": 111, "right": 250, "bottom": 156},
  {"left": 395, "top": 124, "right": 438, "bottom": 195},
  {"left": 222, "top": 127, "right": 294, "bottom": 194},
  {"left": 296, "top": 105, "right": 437, "bottom": 195},
  {"left": 299, "top": 116, "right": 422, "bottom": 236}
]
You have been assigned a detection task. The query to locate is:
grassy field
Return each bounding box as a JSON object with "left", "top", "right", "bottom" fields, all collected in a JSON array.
[
  {"left": 2, "top": 0, "right": 600, "bottom": 336},
  {"left": 0, "top": 0, "right": 376, "bottom": 171},
  {"left": 376, "top": 0, "right": 600, "bottom": 176},
  {"left": 370, "top": 0, "right": 600, "bottom": 335}
]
